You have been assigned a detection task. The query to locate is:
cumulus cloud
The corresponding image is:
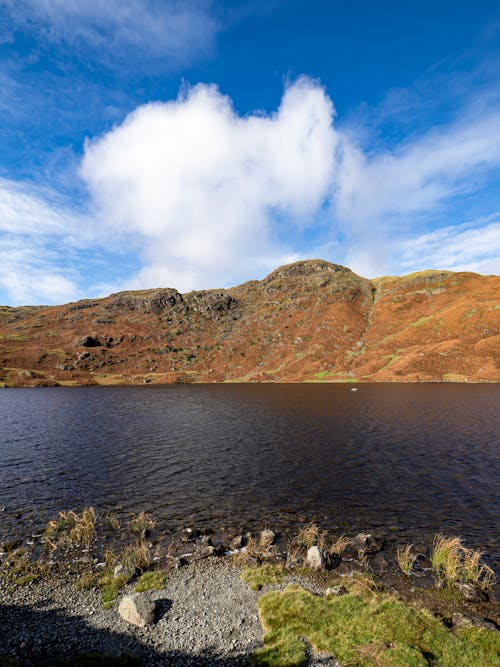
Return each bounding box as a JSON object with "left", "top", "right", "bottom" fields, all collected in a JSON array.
[
  {"left": 81, "top": 77, "right": 337, "bottom": 291},
  {"left": 2, "top": 76, "right": 500, "bottom": 305}
]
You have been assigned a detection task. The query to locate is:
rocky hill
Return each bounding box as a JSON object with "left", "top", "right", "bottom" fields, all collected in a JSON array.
[{"left": 0, "top": 260, "right": 498, "bottom": 386}]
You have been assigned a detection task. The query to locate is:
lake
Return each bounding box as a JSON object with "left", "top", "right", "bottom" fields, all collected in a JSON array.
[{"left": 0, "top": 384, "right": 498, "bottom": 561}]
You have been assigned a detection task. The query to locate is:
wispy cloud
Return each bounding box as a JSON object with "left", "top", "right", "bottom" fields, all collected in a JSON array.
[
  {"left": 397, "top": 216, "right": 500, "bottom": 276},
  {"left": 1, "top": 0, "right": 218, "bottom": 72},
  {"left": 0, "top": 177, "right": 95, "bottom": 304}
]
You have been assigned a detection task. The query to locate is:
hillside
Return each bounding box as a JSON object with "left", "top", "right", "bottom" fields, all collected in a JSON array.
[{"left": 0, "top": 260, "right": 498, "bottom": 386}]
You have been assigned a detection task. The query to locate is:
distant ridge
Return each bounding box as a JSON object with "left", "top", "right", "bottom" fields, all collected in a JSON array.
[{"left": 0, "top": 260, "right": 499, "bottom": 385}]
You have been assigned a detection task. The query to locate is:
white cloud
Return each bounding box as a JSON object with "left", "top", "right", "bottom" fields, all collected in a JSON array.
[
  {"left": 397, "top": 217, "right": 500, "bottom": 275},
  {"left": 81, "top": 77, "right": 337, "bottom": 291},
  {"left": 336, "top": 112, "right": 500, "bottom": 228},
  {"left": 0, "top": 238, "right": 79, "bottom": 305},
  {"left": 1, "top": 0, "right": 218, "bottom": 71},
  {"left": 334, "top": 108, "right": 500, "bottom": 276},
  {"left": 2, "top": 77, "right": 500, "bottom": 305},
  {"left": 0, "top": 178, "right": 90, "bottom": 304}
]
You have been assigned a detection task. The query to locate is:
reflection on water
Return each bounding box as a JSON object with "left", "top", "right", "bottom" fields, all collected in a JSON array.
[{"left": 0, "top": 384, "right": 499, "bottom": 558}]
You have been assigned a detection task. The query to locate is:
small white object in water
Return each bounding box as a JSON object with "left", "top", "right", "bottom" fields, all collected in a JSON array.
[{"left": 351, "top": 387, "right": 358, "bottom": 392}]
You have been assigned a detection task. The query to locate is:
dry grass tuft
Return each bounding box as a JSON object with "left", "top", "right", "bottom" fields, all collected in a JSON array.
[
  {"left": 128, "top": 511, "right": 156, "bottom": 536},
  {"left": 431, "top": 535, "right": 463, "bottom": 587},
  {"left": 329, "top": 534, "right": 351, "bottom": 557},
  {"left": 462, "top": 547, "right": 497, "bottom": 592},
  {"left": 43, "top": 507, "right": 96, "bottom": 550},
  {"left": 231, "top": 530, "right": 279, "bottom": 567},
  {"left": 431, "top": 535, "right": 496, "bottom": 590},
  {"left": 287, "top": 523, "right": 329, "bottom": 567},
  {"left": 103, "top": 513, "right": 121, "bottom": 530},
  {"left": 396, "top": 544, "right": 418, "bottom": 576}
]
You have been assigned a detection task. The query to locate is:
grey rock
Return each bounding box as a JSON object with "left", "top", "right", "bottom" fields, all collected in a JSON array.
[
  {"left": 305, "top": 546, "right": 325, "bottom": 571},
  {"left": 351, "top": 532, "right": 384, "bottom": 557},
  {"left": 76, "top": 335, "right": 101, "bottom": 348},
  {"left": 118, "top": 593, "right": 155, "bottom": 627},
  {"left": 230, "top": 535, "right": 244, "bottom": 550},
  {"left": 113, "top": 563, "right": 135, "bottom": 580},
  {"left": 325, "top": 585, "right": 346, "bottom": 596},
  {"left": 454, "top": 582, "right": 488, "bottom": 603},
  {"left": 181, "top": 528, "right": 195, "bottom": 542},
  {"left": 452, "top": 612, "right": 496, "bottom": 630}
]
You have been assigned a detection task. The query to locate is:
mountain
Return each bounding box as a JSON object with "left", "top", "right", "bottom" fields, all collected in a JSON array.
[{"left": 0, "top": 260, "right": 498, "bottom": 386}]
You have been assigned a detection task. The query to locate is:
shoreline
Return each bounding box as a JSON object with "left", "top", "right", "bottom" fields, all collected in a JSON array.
[{"left": 1, "top": 512, "right": 498, "bottom": 665}]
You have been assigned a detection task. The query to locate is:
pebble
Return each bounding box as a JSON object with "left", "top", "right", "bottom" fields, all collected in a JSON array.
[{"left": 0, "top": 559, "right": 262, "bottom": 666}]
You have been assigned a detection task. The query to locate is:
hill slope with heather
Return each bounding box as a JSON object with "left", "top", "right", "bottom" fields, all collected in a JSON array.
[{"left": 0, "top": 260, "right": 498, "bottom": 386}]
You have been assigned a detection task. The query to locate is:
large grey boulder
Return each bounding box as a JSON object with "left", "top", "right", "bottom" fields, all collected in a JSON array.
[
  {"left": 118, "top": 593, "right": 155, "bottom": 627},
  {"left": 305, "top": 546, "right": 325, "bottom": 571}
]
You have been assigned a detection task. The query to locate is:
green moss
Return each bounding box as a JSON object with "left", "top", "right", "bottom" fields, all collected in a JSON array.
[
  {"left": 99, "top": 574, "right": 130, "bottom": 608},
  {"left": 253, "top": 585, "right": 500, "bottom": 667},
  {"left": 134, "top": 570, "right": 166, "bottom": 592},
  {"left": 241, "top": 564, "right": 286, "bottom": 591},
  {"left": 15, "top": 574, "right": 40, "bottom": 586}
]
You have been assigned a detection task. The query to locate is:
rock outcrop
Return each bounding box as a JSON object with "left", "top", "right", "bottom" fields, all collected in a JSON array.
[{"left": 0, "top": 259, "right": 498, "bottom": 386}]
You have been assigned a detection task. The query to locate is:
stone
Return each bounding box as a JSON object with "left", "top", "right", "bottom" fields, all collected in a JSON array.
[
  {"left": 260, "top": 529, "right": 276, "bottom": 548},
  {"left": 230, "top": 535, "right": 244, "bottom": 550},
  {"left": 305, "top": 546, "right": 325, "bottom": 571},
  {"left": 371, "top": 553, "right": 391, "bottom": 573},
  {"left": 325, "top": 585, "right": 347, "bottom": 596},
  {"left": 452, "top": 612, "right": 496, "bottom": 630},
  {"left": 180, "top": 527, "right": 195, "bottom": 542},
  {"left": 118, "top": 593, "right": 155, "bottom": 628},
  {"left": 454, "top": 582, "right": 488, "bottom": 603},
  {"left": 114, "top": 563, "right": 135, "bottom": 580},
  {"left": 351, "top": 533, "right": 384, "bottom": 557},
  {"left": 76, "top": 335, "right": 101, "bottom": 347}
]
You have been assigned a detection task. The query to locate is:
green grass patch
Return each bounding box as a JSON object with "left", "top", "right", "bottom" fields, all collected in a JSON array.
[
  {"left": 313, "top": 370, "right": 331, "bottom": 380},
  {"left": 241, "top": 564, "right": 286, "bottom": 591},
  {"left": 410, "top": 316, "right": 433, "bottom": 328},
  {"left": 99, "top": 574, "right": 130, "bottom": 608},
  {"left": 382, "top": 353, "right": 400, "bottom": 368},
  {"left": 253, "top": 585, "right": 500, "bottom": 666},
  {"left": 14, "top": 574, "right": 40, "bottom": 586},
  {"left": 134, "top": 570, "right": 167, "bottom": 592}
]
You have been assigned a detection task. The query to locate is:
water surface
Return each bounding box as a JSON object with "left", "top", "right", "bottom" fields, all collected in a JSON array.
[{"left": 0, "top": 384, "right": 498, "bottom": 559}]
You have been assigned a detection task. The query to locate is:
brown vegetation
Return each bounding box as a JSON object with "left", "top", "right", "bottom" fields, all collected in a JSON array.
[{"left": 0, "top": 259, "right": 498, "bottom": 386}]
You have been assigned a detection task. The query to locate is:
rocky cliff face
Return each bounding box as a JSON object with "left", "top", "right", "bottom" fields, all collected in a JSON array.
[{"left": 0, "top": 260, "right": 498, "bottom": 386}]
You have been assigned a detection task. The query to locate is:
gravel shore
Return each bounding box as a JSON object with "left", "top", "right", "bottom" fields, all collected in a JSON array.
[{"left": 0, "top": 559, "right": 263, "bottom": 666}]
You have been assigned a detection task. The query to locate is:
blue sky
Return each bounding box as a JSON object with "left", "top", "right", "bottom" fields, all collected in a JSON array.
[{"left": 1, "top": 0, "right": 500, "bottom": 305}]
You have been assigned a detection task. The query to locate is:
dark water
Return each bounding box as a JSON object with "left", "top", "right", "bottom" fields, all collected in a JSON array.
[{"left": 0, "top": 384, "right": 499, "bottom": 559}]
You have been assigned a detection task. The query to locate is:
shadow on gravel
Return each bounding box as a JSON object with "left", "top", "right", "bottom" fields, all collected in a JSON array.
[{"left": 0, "top": 603, "right": 253, "bottom": 666}]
